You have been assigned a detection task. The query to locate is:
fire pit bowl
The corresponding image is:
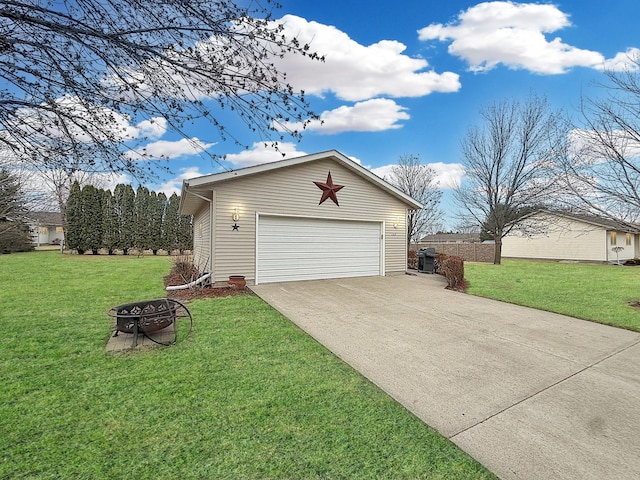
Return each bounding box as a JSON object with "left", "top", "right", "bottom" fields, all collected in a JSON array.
[{"left": 108, "top": 298, "right": 192, "bottom": 347}]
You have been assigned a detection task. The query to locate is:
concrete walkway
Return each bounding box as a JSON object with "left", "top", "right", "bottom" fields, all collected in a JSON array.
[{"left": 251, "top": 274, "right": 640, "bottom": 480}]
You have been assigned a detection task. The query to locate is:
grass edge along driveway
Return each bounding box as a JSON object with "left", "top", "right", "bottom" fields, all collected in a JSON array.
[
  {"left": 466, "top": 259, "right": 640, "bottom": 332},
  {"left": 0, "top": 251, "right": 496, "bottom": 480}
]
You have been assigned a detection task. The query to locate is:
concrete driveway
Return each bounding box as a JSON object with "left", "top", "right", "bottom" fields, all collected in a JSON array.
[{"left": 251, "top": 274, "right": 640, "bottom": 480}]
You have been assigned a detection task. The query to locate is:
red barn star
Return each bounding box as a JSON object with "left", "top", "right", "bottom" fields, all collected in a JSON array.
[{"left": 314, "top": 171, "right": 344, "bottom": 206}]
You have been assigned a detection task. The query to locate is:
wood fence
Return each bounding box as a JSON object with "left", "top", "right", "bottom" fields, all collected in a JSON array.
[{"left": 412, "top": 243, "right": 494, "bottom": 263}]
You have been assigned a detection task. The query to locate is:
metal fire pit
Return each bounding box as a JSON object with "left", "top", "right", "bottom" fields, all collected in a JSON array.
[{"left": 109, "top": 298, "right": 192, "bottom": 347}]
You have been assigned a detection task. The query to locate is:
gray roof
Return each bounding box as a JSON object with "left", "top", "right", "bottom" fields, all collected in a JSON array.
[
  {"left": 28, "top": 212, "right": 63, "bottom": 226},
  {"left": 419, "top": 232, "right": 481, "bottom": 243},
  {"left": 518, "top": 210, "right": 640, "bottom": 234}
]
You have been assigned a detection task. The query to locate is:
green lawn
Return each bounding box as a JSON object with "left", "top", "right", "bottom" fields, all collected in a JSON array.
[
  {"left": 466, "top": 259, "right": 640, "bottom": 331},
  {"left": 0, "top": 251, "right": 495, "bottom": 480}
]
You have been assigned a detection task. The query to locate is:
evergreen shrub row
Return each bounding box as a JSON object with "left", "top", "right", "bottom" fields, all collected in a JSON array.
[{"left": 66, "top": 181, "right": 193, "bottom": 255}]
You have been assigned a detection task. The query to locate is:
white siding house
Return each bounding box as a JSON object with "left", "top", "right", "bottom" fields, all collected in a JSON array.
[
  {"left": 27, "top": 212, "right": 64, "bottom": 246},
  {"left": 502, "top": 210, "right": 640, "bottom": 263},
  {"left": 179, "top": 150, "right": 422, "bottom": 285}
]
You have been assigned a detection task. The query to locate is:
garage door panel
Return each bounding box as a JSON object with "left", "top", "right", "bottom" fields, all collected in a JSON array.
[
  {"left": 258, "top": 255, "right": 378, "bottom": 267},
  {"left": 256, "top": 266, "right": 377, "bottom": 284},
  {"left": 257, "top": 216, "right": 382, "bottom": 284}
]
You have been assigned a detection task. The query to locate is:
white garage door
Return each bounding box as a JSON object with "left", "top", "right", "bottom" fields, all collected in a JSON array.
[{"left": 256, "top": 215, "right": 382, "bottom": 284}]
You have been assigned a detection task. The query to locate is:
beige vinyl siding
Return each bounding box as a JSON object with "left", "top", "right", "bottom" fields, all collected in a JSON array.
[
  {"left": 210, "top": 159, "right": 408, "bottom": 284},
  {"left": 503, "top": 214, "right": 608, "bottom": 261},
  {"left": 192, "top": 201, "right": 211, "bottom": 272},
  {"left": 607, "top": 230, "right": 637, "bottom": 262}
]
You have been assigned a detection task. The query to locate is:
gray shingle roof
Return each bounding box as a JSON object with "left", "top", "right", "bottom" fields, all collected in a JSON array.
[{"left": 28, "top": 212, "right": 63, "bottom": 226}]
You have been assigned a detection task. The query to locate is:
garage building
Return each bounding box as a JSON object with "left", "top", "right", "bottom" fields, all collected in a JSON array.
[{"left": 179, "top": 150, "right": 422, "bottom": 285}]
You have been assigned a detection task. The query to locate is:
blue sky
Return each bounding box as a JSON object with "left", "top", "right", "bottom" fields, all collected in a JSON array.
[{"left": 75, "top": 1, "right": 640, "bottom": 228}]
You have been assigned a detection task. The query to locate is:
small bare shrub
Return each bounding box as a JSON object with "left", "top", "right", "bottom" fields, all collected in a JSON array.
[
  {"left": 164, "top": 254, "right": 200, "bottom": 287},
  {"left": 408, "top": 249, "right": 418, "bottom": 269},
  {"left": 434, "top": 253, "right": 448, "bottom": 274},
  {"left": 439, "top": 255, "right": 467, "bottom": 291}
]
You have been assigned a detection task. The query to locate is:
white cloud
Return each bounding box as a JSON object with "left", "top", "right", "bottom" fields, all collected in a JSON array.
[
  {"left": 224, "top": 142, "right": 308, "bottom": 168},
  {"left": 280, "top": 98, "right": 410, "bottom": 134},
  {"left": 223, "top": 142, "right": 366, "bottom": 169},
  {"left": 569, "top": 127, "right": 640, "bottom": 163},
  {"left": 371, "top": 161, "right": 464, "bottom": 190},
  {"left": 273, "top": 15, "right": 461, "bottom": 101},
  {"left": 135, "top": 117, "right": 168, "bottom": 140},
  {"left": 127, "top": 137, "right": 216, "bottom": 160},
  {"left": 155, "top": 166, "right": 205, "bottom": 197},
  {"left": 598, "top": 48, "right": 640, "bottom": 72},
  {"left": 428, "top": 162, "right": 466, "bottom": 189},
  {"left": 5, "top": 95, "right": 139, "bottom": 144},
  {"left": 418, "top": 1, "right": 605, "bottom": 74},
  {"left": 6, "top": 95, "right": 171, "bottom": 149}
]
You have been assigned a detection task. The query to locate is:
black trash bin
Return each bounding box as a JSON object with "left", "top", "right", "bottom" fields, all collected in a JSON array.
[{"left": 417, "top": 248, "right": 436, "bottom": 274}]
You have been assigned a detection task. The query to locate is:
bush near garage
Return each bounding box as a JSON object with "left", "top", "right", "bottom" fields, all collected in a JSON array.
[
  {"left": 408, "top": 249, "right": 418, "bottom": 269},
  {"left": 437, "top": 253, "right": 467, "bottom": 291}
]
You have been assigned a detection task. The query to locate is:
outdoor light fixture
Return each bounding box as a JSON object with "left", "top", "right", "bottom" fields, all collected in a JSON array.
[
  {"left": 393, "top": 216, "right": 401, "bottom": 229},
  {"left": 232, "top": 206, "right": 240, "bottom": 222}
]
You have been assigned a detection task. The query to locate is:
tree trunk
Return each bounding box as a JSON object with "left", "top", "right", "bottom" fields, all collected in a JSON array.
[{"left": 493, "top": 235, "right": 503, "bottom": 265}]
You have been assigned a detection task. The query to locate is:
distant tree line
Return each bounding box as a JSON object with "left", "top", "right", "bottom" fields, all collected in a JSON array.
[{"left": 65, "top": 181, "right": 192, "bottom": 255}]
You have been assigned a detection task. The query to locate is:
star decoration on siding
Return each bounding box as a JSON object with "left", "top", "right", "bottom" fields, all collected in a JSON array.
[{"left": 314, "top": 171, "right": 344, "bottom": 206}]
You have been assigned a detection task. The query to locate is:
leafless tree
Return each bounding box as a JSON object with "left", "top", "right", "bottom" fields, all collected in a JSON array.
[
  {"left": 0, "top": 0, "right": 320, "bottom": 179},
  {"left": 35, "top": 156, "right": 118, "bottom": 247},
  {"left": 454, "top": 93, "right": 565, "bottom": 264},
  {"left": 557, "top": 55, "right": 640, "bottom": 227},
  {"left": 386, "top": 154, "right": 443, "bottom": 249}
]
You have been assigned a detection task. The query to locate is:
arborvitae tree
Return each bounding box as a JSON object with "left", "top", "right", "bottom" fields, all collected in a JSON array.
[
  {"left": 114, "top": 184, "right": 135, "bottom": 254},
  {"left": 163, "top": 193, "right": 181, "bottom": 253},
  {"left": 148, "top": 191, "right": 165, "bottom": 254},
  {"left": 67, "top": 182, "right": 187, "bottom": 255},
  {"left": 177, "top": 214, "right": 193, "bottom": 253},
  {"left": 81, "top": 185, "right": 103, "bottom": 254},
  {"left": 65, "top": 181, "right": 83, "bottom": 253},
  {"left": 101, "top": 189, "right": 119, "bottom": 254},
  {"left": 0, "top": 170, "right": 33, "bottom": 253},
  {"left": 134, "top": 186, "right": 151, "bottom": 252},
  {"left": 155, "top": 192, "right": 168, "bottom": 253}
]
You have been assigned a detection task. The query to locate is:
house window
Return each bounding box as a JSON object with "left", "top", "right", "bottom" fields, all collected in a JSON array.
[
  {"left": 39, "top": 226, "right": 48, "bottom": 234},
  {"left": 610, "top": 232, "right": 617, "bottom": 246},
  {"left": 626, "top": 233, "right": 632, "bottom": 246},
  {"left": 56, "top": 227, "right": 64, "bottom": 233}
]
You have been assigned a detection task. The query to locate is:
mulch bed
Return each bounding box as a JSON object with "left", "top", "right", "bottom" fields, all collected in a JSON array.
[
  {"left": 166, "top": 285, "right": 251, "bottom": 301},
  {"left": 164, "top": 269, "right": 251, "bottom": 301}
]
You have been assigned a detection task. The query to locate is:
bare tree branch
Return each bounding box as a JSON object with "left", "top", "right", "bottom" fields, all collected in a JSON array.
[
  {"left": 557, "top": 55, "right": 640, "bottom": 227},
  {"left": 0, "top": 0, "right": 321, "bottom": 179},
  {"left": 386, "top": 154, "right": 443, "bottom": 249}
]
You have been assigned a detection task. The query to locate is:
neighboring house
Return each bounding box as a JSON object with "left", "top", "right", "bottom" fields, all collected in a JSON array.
[
  {"left": 419, "top": 232, "right": 480, "bottom": 244},
  {"left": 27, "top": 212, "right": 64, "bottom": 246},
  {"left": 179, "top": 150, "right": 423, "bottom": 285},
  {"left": 502, "top": 210, "right": 640, "bottom": 263}
]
